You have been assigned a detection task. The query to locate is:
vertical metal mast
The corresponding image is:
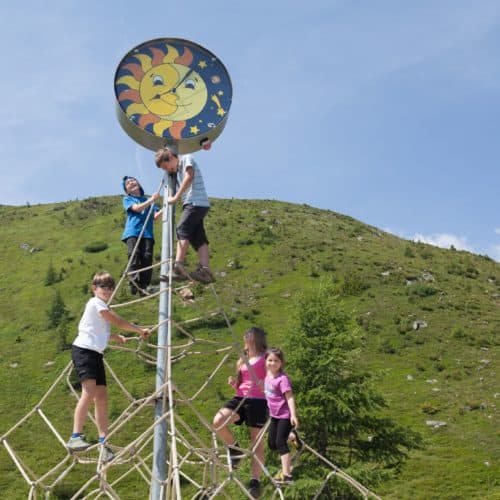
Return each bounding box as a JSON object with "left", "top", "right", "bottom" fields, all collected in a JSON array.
[{"left": 151, "top": 167, "right": 181, "bottom": 499}]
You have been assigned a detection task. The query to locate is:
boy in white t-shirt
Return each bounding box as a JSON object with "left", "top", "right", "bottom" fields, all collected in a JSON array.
[{"left": 66, "top": 272, "right": 150, "bottom": 459}]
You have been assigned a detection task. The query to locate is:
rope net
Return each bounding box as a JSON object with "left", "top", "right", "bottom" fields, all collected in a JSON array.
[{"left": 1, "top": 225, "right": 380, "bottom": 499}]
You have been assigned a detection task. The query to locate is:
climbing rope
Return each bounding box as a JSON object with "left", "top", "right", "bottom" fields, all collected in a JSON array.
[{"left": 1, "top": 216, "right": 380, "bottom": 499}]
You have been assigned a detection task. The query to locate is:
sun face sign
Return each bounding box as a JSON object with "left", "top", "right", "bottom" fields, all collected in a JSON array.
[{"left": 114, "top": 38, "right": 232, "bottom": 153}]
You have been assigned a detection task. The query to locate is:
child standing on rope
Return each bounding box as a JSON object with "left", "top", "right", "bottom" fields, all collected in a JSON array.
[
  {"left": 264, "top": 348, "right": 300, "bottom": 485},
  {"left": 213, "top": 327, "right": 268, "bottom": 498},
  {"left": 155, "top": 147, "right": 214, "bottom": 284},
  {"left": 121, "top": 176, "right": 161, "bottom": 295},
  {"left": 66, "top": 272, "right": 150, "bottom": 460}
]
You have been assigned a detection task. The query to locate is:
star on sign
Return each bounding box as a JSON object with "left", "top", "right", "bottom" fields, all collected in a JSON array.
[
  {"left": 190, "top": 125, "right": 200, "bottom": 134},
  {"left": 198, "top": 61, "right": 207, "bottom": 68}
]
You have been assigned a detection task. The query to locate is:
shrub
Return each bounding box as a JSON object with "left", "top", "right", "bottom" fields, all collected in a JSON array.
[
  {"left": 404, "top": 246, "right": 415, "bottom": 258},
  {"left": 83, "top": 241, "right": 108, "bottom": 253},
  {"left": 420, "top": 402, "right": 439, "bottom": 414},
  {"left": 340, "top": 273, "right": 370, "bottom": 296},
  {"left": 406, "top": 283, "right": 438, "bottom": 298}
]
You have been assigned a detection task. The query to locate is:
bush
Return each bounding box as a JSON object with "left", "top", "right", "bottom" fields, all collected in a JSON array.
[
  {"left": 404, "top": 246, "right": 415, "bottom": 258},
  {"left": 406, "top": 283, "right": 438, "bottom": 298},
  {"left": 83, "top": 241, "right": 108, "bottom": 253},
  {"left": 340, "top": 273, "right": 370, "bottom": 296}
]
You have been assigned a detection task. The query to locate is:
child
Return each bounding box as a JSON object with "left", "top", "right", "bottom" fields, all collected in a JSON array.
[
  {"left": 264, "top": 348, "right": 299, "bottom": 485},
  {"left": 213, "top": 327, "right": 268, "bottom": 498},
  {"left": 66, "top": 272, "right": 150, "bottom": 460},
  {"left": 155, "top": 147, "right": 214, "bottom": 284},
  {"left": 121, "top": 176, "right": 161, "bottom": 295}
]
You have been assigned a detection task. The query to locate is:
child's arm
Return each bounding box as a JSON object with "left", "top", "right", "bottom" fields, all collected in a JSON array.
[
  {"left": 130, "top": 191, "right": 160, "bottom": 213},
  {"left": 100, "top": 309, "right": 150, "bottom": 339},
  {"left": 285, "top": 390, "right": 299, "bottom": 428},
  {"left": 167, "top": 166, "right": 194, "bottom": 204}
]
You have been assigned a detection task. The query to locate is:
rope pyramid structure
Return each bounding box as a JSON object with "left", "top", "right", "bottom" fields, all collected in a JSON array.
[{"left": 1, "top": 177, "right": 380, "bottom": 499}]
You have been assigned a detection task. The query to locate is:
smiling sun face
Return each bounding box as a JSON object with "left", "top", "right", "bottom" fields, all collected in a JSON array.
[
  {"left": 115, "top": 43, "right": 209, "bottom": 139},
  {"left": 141, "top": 63, "right": 207, "bottom": 120}
]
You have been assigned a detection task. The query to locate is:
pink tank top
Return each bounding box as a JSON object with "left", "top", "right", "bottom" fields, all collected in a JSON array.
[{"left": 236, "top": 354, "right": 266, "bottom": 399}]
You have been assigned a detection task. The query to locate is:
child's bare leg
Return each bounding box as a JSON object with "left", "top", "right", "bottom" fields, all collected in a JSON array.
[
  {"left": 249, "top": 426, "right": 265, "bottom": 479},
  {"left": 94, "top": 385, "right": 108, "bottom": 438},
  {"left": 213, "top": 407, "right": 239, "bottom": 445},
  {"left": 73, "top": 379, "right": 97, "bottom": 434},
  {"left": 197, "top": 243, "right": 210, "bottom": 268},
  {"left": 280, "top": 452, "right": 292, "bottom": 476}
]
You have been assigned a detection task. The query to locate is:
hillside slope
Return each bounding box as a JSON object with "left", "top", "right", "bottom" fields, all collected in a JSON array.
[{"left": 0, "top": 197, "right": 498, "bottom": 498}]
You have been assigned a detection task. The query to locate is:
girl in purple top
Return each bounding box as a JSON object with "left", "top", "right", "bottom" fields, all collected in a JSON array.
[
  {"left": 264, "top": 348, "right": 299, "bottom": 485},
  {"left": 213, "top": 327, "right": 268, "bottom": 497}
]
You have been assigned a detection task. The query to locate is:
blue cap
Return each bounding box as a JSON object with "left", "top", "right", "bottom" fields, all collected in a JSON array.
[{"left": 122, "top": 176, "right": 144, "bottom": 196}]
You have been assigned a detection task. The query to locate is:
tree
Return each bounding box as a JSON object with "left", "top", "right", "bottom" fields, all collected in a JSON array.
[
  {"left": 46, "top": 290, "right": 69, "bottom": 329},
  {"left": 285, "top": 280, "right": 422, "bottom": 490},
  {"left": 44, "top": 261, "right": 59, "bottom": 286}
]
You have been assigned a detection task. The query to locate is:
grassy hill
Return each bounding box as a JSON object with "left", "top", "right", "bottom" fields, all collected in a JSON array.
[{"left": 0, "top": 196, "right": 498, "bottom": 499}]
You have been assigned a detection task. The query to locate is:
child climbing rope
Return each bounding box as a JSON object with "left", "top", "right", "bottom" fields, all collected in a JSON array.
[
  {"left": 121, "top": 176, "right": 161, "bottom": 295},
  {"left": 155, "top": 147, "right": 214, "bottom": 284},
  {"left": 66, "top": 272, "right": 150, "bottom": 460},
  {"left": 264, "top": 347, "right": 301, "bottom": 485},
  {"left": 213, "top": 327, "right": 268, "bottom": 498}
]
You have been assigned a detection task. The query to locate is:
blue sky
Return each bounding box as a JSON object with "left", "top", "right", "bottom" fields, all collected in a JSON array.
[{"left": 1, "top": 1, "right": 499, "bottom": 260}]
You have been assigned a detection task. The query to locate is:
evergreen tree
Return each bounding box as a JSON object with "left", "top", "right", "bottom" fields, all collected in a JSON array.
[
  {"left": 44, "top": 261, "right": 59, "bottom": 286},
  {"left": 285, "top": 280, "right": 422, "bottom": 489},
  {"left": 46, "top": 290, "right": 69, "bottom": 329},
  {"left": 55, "top": 313, "right": 71, "bottom": 352}
]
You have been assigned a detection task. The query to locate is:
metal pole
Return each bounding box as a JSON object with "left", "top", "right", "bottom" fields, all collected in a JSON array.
[{"left": 151, "top": 168, "right": 178, "bottom": 499}]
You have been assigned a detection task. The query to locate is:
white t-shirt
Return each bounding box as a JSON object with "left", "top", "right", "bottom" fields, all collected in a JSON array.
[{"left": 73, "top": 297, "right": 111, "bottom": 354}]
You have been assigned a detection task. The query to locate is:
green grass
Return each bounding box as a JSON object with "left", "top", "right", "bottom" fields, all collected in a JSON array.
[{"left": 0, "top": 197, "right": 498, "bottom": 498}]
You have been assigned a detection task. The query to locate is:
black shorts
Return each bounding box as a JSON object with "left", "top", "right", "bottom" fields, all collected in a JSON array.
[
  {"left": 71, "top": 345, "right": 107, "bottom": 386},
  {"left": 176, "top": 205, "right": 209, "bottom": 251},
  {"left": 224, "top": 397, "right": 268, "bottom": 428}
]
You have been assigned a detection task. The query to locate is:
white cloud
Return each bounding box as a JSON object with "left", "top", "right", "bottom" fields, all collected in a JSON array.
[
  {"left": 412, "top": 232, "right": 473, "bottom": 252},
  {"left": 495, "top": 228, "right": 500, "bottom": 235}
]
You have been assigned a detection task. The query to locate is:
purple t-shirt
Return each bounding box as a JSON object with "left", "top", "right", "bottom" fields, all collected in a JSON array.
[{"left": 264, "top": 372, "right": 292, "bottom": 419}]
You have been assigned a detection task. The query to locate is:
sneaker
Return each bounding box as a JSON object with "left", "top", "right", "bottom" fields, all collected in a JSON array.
[
  {"left": 66, "top": 435, "right": 91, "bottom": 451},
  {"left": 248, "top": 479, "right": 261, "bottom": 498},
  {"left": 274, "top": 472, "right": 293, "bottom": 485},
  {"left": 101, "top": 445, "right": 115, "bottom": 463},
  {"left": 289, "top": 428, "right": 303, "bottom": 451},
  {"left": 189, "top": 265, "right": 215, "bottom": 284},
  {"left": 160, "top": 262, "right": 189, "bottom": 282}
]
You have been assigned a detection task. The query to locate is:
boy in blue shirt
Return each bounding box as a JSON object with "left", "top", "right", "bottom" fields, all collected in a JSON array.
[
  {"left": 121, "top": 176, "right": 160, "bottom": 294},
  {"left": 155, "top": 147, "right": 214, "bottom": 284}
]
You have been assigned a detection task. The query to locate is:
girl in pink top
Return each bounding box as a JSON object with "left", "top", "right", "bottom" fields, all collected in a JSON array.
[
  {"left": 213, "top": 327, "right": 268, "bottom": 497},
  {"left": 264, "top": 348, "right": 299, "bottom": 485}
]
